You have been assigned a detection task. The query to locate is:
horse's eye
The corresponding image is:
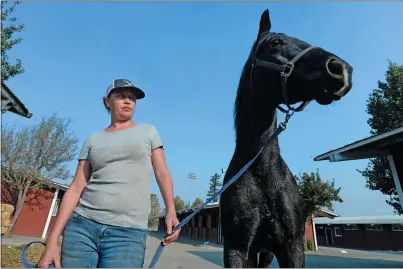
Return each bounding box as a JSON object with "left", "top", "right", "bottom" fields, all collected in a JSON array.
[{"left": 271, "top": 39, "right": 281, "bottom": 47}]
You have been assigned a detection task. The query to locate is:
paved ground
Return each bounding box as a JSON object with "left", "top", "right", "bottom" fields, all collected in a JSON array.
[
  {"left": 145, "top": 232, "right": 403, "bottom": 268},
  {"left": 1, "top": 235, "right": 45, "bottom": 246},
  {"left": 318, "top": 246, "right": 403, "bottom": 257},
  {"left": 3, "top": 232, "right": 403, "bottom": 268}
]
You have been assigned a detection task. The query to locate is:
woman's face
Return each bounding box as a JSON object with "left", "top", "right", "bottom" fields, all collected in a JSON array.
[{"left": 104, "top": 89, "right": 136, "bottom": 121}]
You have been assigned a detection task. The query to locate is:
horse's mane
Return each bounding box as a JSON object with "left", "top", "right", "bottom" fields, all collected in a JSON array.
[
  {"left": 233, "top": 31, "right": 279, "bottom": 145},
  {"left": 233, "top": 35, "right": 268, "bottom": 143},
  {"left": 233, "top": 38, "right": 259, "bottom": 141}
]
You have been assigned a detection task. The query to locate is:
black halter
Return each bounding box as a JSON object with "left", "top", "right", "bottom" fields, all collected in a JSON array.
[{"left": 250, "top": 32, "right": 318, "bottom": 114}]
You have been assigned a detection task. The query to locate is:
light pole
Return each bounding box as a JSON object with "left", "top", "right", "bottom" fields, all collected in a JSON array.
[
  {"left": 218, "top": 168, "right": 226, "bottom": 244},
  {"left": 215, "top": 168, "right": 226, "bottom": 203},
  {"left": 188, "top": 172, "right": 196, "bottom": 206}
]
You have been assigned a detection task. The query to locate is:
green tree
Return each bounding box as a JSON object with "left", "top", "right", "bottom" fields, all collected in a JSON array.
[
  {"left": 1, "top": 113, "right": 79, "bottom": 236},
  {"left": 295, "top": 170, "right": 343, "bottom": 221},
  {"left": 174, "top": 195, "right": 185, "bottom": 212},
  {"left": 191, "top": 197, "right": 204, "bottom": 208},
  {"left": 148, "top": 193, "right": 161, "bottom": 227},
  {"left": 1, "top": 1, "right": 25, "bottom": 81},
  {"left": 206, "top": 173, "right": 222, "bottom": 202},
  {"left": 357, "top": 61, "right": 403, "bottom": 215}
]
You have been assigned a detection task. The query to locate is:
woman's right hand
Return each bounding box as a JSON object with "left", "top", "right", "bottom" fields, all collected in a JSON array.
[
  {"left": 37, "top": 160, "right": 91, "bottom": 268},
  {"left": 37, "top": 243, "right": 61, "bottom": 268}
]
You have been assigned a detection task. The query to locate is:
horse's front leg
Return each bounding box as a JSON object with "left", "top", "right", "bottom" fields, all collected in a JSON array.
[
  {"left": 223, "top": 239, "right": 250, "bottom": 268},
  {"left": 274, "top": 237, "right": 305, "bottom": 268}
]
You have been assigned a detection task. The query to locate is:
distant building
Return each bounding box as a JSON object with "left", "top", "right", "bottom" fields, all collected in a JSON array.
[
  {"left": 1, "top": 81, "right": 32, "bottom": 118},
  {"left": 313, "top": 215, "right": 403, "bottom": 251},
  {"left": 158, "top": 201, "right": 339, "bottom": 248}
]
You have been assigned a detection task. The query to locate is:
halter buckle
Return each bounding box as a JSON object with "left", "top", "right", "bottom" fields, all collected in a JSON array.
[{"left": 280, "top": 62, "right": 294, "bottom": 78}]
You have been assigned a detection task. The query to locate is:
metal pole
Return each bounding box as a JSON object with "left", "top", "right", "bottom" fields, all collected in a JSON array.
[
  {"left": 217, "top": 169, "right": 226, "bottom": 203},
  {"left": 217, "top": 168, "right": 226, "bottom": 243},
  {"left": 188, "top": 172, "right": 196, "bottom": 207}
]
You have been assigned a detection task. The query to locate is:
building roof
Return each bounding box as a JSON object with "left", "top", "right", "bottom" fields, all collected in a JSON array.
[
  {"left": 1, "top": 81, "right": 32, "bottom": 118},
  {"left": 35, "top": 179, "right": 69, "bottom": 191},
  {"left": 175, "top": 201, "right": 220, "bottom": 215},
  {"left": 318, "top": 208, "right": 341, "bottom": 217},
  {"left": 45, "top": 180, "right": 69, "bottom": 191},
  {"left": 168, "top": 201, "right": 339, "bottom": 218},
  {"left": 313, "top": 215, "right": 403, "bottom": 225},
  {"left": 314, "top": 126, "right": 403, "bottom": 162}
]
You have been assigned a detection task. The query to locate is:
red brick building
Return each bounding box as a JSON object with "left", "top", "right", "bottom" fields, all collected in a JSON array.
[{"left": 1, "top": 180, "right": 67, "bottom": 238}]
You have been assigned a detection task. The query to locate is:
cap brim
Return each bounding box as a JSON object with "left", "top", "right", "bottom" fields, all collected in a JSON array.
[{"left": 111, "top": 86, "right": 145, "bottom": 99}]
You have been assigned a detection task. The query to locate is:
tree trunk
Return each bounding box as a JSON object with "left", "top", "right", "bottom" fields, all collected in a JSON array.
[{"left": 5, "top": 186, "right": 29, "bottom": 237}]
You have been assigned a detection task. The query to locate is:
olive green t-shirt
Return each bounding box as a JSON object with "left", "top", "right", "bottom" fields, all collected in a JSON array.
[{"left": 74, "top": 124, "right": 163, "bottom": 229}]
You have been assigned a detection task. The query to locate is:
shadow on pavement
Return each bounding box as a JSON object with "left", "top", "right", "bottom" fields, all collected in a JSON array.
[{"left": 186, "top": 251, "right": 403, "bottom": 268}]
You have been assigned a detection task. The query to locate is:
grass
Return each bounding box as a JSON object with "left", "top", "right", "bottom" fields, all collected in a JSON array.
[{"left": 1, "top": 239, "right": 62, "bottom": 268}]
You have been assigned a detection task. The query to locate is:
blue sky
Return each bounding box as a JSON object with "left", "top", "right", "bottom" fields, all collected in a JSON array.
[{"left": 4, "top": 2, "right": 403, "bottom": 217}]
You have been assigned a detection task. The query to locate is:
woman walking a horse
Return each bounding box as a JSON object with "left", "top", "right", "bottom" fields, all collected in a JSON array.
[{"left": 38, "top": 79, "right": 180, "bottom": 268}]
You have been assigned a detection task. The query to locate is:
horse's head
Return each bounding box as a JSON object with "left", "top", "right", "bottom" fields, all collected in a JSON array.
[{"left": 250, "top": 9, "right": 353, "bottom": 111}]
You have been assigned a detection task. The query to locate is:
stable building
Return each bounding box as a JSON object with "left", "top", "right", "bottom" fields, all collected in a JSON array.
[
  {"left": 158, "top": 201, "right": 339, "bottom": 246},
  {"left": 313, "top": 215, "right": 403, "bottom": 251}
]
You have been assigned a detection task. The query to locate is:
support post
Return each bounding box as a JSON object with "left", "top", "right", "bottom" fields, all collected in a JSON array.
[
  {"left": 312, "top": 215, "right": 318, "bottom": 251},
  {"left": 42, "top": 188, "right": 59, "bottom": 238},
  {"left": 388, "top": 155, "right": 403, "bottom": 210}
]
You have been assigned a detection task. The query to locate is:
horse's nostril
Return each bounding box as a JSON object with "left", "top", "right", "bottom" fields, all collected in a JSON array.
[{"left": 326, "top": 58, "right": 344, "bottom": 77}]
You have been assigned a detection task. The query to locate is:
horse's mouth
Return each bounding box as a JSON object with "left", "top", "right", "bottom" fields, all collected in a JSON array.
[
  {"left": 317, "top": 57, "right": 353, "bottom": 105},
  {"left": 314, "top": 89, "right": 342, "bottom": 105}
]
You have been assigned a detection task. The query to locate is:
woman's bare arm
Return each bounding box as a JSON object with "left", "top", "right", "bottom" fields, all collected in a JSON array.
[
  {"left": 151, "top": 147, "right": 175, "bottom": 215},
  {"left": 45, "top": 160, "right": 91, "bottom": 245},
  {"left": 152, "top": 147, "right": 180, "bottom": 244}
]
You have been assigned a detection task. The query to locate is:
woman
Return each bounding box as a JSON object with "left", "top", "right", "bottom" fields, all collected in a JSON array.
[{"left": 38, "top": 79, "right": 180, "bottom": 268}]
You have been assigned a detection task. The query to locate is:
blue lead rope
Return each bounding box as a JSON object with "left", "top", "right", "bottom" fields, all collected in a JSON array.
[
  {"left": 21, "top": 242, "right": 55, "bottom": 268},
  {"left": 148, "top": 122, "right": 287, "bottom": 268}
]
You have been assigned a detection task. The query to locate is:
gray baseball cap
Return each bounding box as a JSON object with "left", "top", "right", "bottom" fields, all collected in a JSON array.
[{"left": 106, "top": 79, "right": 145, "bottom": 99}]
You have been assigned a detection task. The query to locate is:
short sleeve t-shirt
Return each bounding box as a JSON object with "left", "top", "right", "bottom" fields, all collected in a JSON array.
[{"left": 74, "top": 123, "right": 163, "bottom": 229}]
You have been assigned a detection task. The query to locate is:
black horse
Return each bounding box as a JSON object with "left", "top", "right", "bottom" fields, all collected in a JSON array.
[{"left": 219, "top": 9, "right": 353, "bottom": 268}]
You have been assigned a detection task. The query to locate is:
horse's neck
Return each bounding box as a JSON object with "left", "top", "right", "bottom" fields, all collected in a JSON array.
[
  {"left": 233, "top": 106, "right": 284, "bottom": 185},
  {"left": 235, "top": 105, "right": 280, "bottom": 154}
]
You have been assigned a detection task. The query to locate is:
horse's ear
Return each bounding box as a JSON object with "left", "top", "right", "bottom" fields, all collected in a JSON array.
[{"left": 258, "top": 9, "right": 271, "bottom": 38}]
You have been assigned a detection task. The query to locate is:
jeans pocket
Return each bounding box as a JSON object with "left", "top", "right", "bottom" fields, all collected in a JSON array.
[{"left": 68, "top": 211, "right": 83, "bottom": 222}]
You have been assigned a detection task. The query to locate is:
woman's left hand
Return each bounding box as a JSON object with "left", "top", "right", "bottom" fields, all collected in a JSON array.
[{"left": 163, "top": 213, "right": 181, "bottom": 245}]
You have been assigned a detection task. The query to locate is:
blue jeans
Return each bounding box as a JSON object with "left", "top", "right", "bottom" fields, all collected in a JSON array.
[{"left": 61, "top": 212, "right": 147, "bottom": 268}]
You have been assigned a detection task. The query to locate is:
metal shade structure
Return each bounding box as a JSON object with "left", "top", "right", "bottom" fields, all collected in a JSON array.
[
  {"left": 314, "top": 126, "right": 403, "bottom": 211},
  {"left": 314, "top": 127, "right": 403, "bottom": 162},
  {"left": 1, "top": 81, "right": 32, "bottom": 118}
]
